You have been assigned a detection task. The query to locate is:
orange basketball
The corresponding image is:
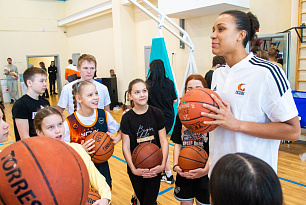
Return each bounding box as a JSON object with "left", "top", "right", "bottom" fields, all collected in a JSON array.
[
  {"left": 85, "top": 132, "right": 114, "bottom": 163},
  {"left": 86, "top": 187, "right": 101, "bottom": 205},
  {"left": 255, "top": 38, "right": 263, "bottom": 46},
  {"left": 132, "top": 142, "right": 163, "bottom": 169},
  {"left": 178, "top": 145, "right": 208, "bottom": 172},
  {"left": 178, "top": 87, "right": 221, "bottom": 133},
  {"left": 0, "top": 137, "right": 89, "bottom": 204}
]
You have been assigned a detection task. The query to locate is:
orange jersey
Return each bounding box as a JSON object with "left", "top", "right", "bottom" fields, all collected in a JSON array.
[{"left": 66, "top": 109, "right": 108, "bottom": 144}]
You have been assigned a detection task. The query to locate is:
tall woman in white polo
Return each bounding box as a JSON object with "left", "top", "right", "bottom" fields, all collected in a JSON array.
[{"left": 203, "top": 10, "right": 301, "bottom": 174}]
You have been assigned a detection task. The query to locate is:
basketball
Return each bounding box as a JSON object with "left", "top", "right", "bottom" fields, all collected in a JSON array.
[
  {"left": 85, "top": 132, "right": 114, "bottom": 163},
  {"left": 0, "top": 137, "right": 89, "bottom": 204},
  {"left": 86, "top": 187, "right": 101, "bottom": 205},
  {"left": 178, "top": 145, "right": 208, "bottom": 172},
  {"left": 178, "top": 87, "right": 221, "bottom": 133},
  {"left": 255, "top": 38, "right": 263, "bottom": 46},
  {"left": 132, "top": 142, "right": 163, "bottom": 169}
]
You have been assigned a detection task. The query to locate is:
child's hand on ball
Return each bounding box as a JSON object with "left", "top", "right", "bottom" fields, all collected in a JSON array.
[{"left": 81, "top": 139, "right": 96, "bottom": 155}]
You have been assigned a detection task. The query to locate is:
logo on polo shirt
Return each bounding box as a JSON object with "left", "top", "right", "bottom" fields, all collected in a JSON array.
[{"left": 235, "top": 83, "right": 245, "bottom": 95}]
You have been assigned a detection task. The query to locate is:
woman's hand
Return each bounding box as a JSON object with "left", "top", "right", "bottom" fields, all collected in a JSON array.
[
  {"left": 202, "top": 94, "right": 241, "bottom": 132},
  {"left": 93, "top": 198, "right": 110, "bottom": 205},
  {"left": 81, "top": 139, "right": 95, "bottom": 155}
]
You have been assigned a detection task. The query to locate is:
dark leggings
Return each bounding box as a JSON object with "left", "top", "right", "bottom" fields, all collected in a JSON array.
[{"left": 128, "top": 168, "right": 161, "bottom": 205}]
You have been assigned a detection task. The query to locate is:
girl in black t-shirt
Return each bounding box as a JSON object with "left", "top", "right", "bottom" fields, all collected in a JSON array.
[
  {"left": 120, "top": 79, "right": 169, "bottom": 205},
  {"left": 146, "top": 59, "right": 177, "bottom": 184},
  {"left": 171, "top": 74, "right": 210, "bottom": 205}
]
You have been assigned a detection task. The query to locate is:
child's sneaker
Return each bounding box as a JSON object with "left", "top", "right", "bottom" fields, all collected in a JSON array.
[
  {"left": 131, "top": 195, "right": 138, "bottom": 205},
  {"left": 161, "top": 174, "right": 175, "bottom": 184}
]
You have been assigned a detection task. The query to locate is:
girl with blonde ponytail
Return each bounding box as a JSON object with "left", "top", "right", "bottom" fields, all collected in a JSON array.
[{"left": 64, "top": 80, "right": 121, "bottom": 189}]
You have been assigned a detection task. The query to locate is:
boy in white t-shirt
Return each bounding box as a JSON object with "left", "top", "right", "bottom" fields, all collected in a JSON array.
[{"left": 57, "top": 54, "right": 111, "bottom": 115}]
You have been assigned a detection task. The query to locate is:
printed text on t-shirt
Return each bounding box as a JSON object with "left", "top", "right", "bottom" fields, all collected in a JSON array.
[{"left": 136, "top": 125, "right": 155, "bottom": 143}]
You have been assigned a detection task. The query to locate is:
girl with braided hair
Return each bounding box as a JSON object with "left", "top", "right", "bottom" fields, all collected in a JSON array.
[{"left": 63, "top": 80, "right": 121, "bottom": 189}]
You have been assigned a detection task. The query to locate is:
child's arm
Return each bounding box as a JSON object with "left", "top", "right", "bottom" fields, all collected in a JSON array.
[
  {"left": 104, "top": 105, "right": 110, "bottom": 112},
  {"left": 150, "top": 128, "right": 169, "bottom": 175},
  {"left": 69, "top": 143, "right": 111, "bottom": 203},
  {"left": 56, "top": 106, "right": 65, "bottom": 115},
  {"left": 173, "top": 143, "right": 187, "bottom": 178},
  {"left": 122, "top": 132, "right": 150, "bottom": 177},
  {"left": 105, "top": 111, "right": 121, "bottom": 144},
  {"left": 15, "top": 119, "right": 30, "bottom": 139},
  {"left": 107, "top": 130, "right": 122, "bottom": 144}
]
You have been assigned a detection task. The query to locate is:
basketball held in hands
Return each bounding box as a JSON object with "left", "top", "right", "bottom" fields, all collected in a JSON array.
[
  {"left": 178, "top": 87, "right": 221, "bottom": 133},
  {"left": 85, "top": 132, "right": 114, "bottom": 163},
  {"left": 132, "top": 142, "right": 163, "bottom": 169},
  {"left": 178, "top": 145, "right": 208, "bottom": 172}
]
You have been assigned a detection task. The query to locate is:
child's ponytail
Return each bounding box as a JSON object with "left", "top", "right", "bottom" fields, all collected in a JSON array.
[
  {"left": 122, "top": 90, "right": 129, "bottom": 111},
  {"left": 71, "top": 80, "right": 94, "bottom": 112},
  {"left": 72, "top": 82, "right": 80, "bottom": 113}
]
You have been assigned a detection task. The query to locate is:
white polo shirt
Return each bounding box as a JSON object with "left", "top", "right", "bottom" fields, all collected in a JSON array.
[
  {"left": 57, "top": 80, "right": 111, "bottom": 115},
  {"left": 209, "top": 53, "right": 298, "bottom": 174}
]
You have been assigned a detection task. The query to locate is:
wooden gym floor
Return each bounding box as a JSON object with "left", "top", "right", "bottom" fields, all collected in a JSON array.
[{"left": 1, "top": 94, "right": 306, "bottom": 205}]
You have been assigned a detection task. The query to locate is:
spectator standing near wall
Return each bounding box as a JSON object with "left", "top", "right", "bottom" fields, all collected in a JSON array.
[
  {"left": 110, "top": 69, "right": 116, "bottom": 77},
  {"left": 48, "top": 61, "right": 57, "bottom": 95},
  {"left": 4, "top": 58, "right": 19, "bottom": 104}
]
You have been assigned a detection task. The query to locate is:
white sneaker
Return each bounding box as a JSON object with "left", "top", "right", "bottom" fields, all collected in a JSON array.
[{"left": 161, "top": 175, "right": 175, "bottom": 184}]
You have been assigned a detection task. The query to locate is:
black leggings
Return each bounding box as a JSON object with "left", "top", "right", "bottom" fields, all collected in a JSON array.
[{"left": 128, "top": 168, "right": 161, "bottom": 205}]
